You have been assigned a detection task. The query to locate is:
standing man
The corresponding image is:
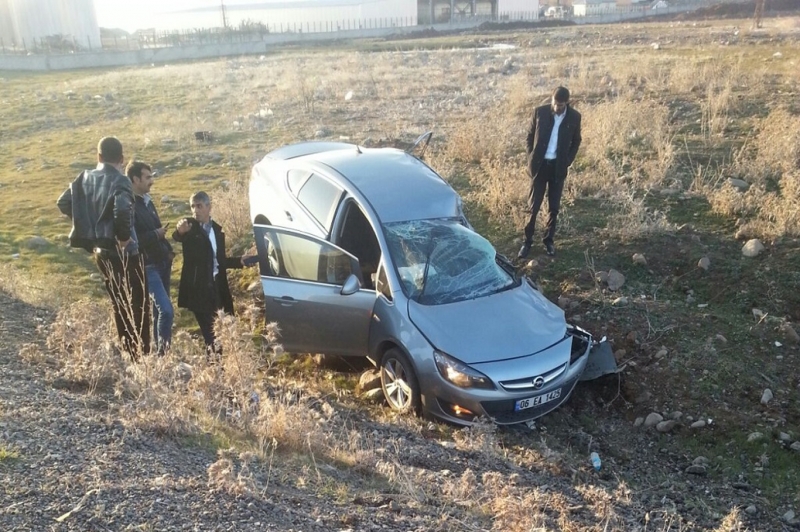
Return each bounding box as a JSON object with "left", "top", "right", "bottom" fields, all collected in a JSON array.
[
  {"left": 57, "top": 137, "right": 150, "bottom": 361},
  {"left": 172, "top": 191, "right": 254, "bottom": 356},
  {"left": 128, "top": 161, "right": 174, "bottom": 356},
  {"left": 519, "top": 86, "right": 582, "bottom": 259}
]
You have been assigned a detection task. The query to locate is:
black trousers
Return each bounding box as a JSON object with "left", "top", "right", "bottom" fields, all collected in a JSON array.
[
  {"left": 192, "top": 275, "right": 226, "bottom": 354},
  {"left": 95, "top": 252, "right": 151, "bottom": 361},
  {"left": 524, "top": 161, "right": 566, "bottom": 245}
]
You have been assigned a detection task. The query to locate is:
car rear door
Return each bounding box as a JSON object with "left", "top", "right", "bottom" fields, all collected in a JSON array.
[{"left": 253, "top": 224, "right": 375, "bottom": 356}]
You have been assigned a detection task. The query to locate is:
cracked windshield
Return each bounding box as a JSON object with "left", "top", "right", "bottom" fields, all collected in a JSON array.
[{"left": 383, "top": 219, "right": 517, "bottom": 305}]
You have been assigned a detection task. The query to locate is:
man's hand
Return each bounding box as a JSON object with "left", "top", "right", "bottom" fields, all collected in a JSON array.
[
  {"left": 176, "top": 218, "right": 191, "bottom": 235},
  {"left": 241, "top": 255, "right": 259, "bottom": 267},
  {"left": 155, "top": 226, "right": 167, "bottom": 239}
]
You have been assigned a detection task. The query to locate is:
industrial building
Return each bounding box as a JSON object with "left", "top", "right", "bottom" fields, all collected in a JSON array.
[{"left": 0, "top": 0, "right": 101, "bottom": 50}]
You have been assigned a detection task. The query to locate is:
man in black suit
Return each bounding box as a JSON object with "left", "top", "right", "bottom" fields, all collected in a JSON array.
[
  {"left": 172, "top": 191, "right": 254, "bottom": 355},
  {"left": 519, "top": 86, "right": 582, "bottom": 259}
]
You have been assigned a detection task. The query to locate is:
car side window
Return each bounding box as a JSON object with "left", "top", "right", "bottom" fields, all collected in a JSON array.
[
  {"left": 287, "top": 169, "right": 311, "bottom": 194},
  {"left": 264, "top": 230, "right": 359, "bottom": 286},
  {"left": 296, "top": 173, "right": 342, "bottom": 230}
]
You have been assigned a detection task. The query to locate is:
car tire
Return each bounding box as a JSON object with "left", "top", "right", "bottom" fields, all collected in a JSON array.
[{"left": 380, "top": 348, "right": 421, "bottom": 415}]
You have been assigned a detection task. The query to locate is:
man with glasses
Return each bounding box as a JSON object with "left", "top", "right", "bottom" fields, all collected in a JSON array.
[
  {"left": 518, "top": 86, "right": 582, "bottom": 259},
  {"left": 57, "top": 137, "right": 150, "bottom": 361},
  {"left": 127, "top": 161, "right": 174, "bottom": 356}
]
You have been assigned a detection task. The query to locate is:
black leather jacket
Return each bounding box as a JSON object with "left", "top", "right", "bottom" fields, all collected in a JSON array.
[{"left": 57, "top": 163, "right": 138, "bottom": 255}]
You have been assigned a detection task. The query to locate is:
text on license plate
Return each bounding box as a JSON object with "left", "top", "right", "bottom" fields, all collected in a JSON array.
[{"left": 514, "top": 388, "right": 562, "bottom": 412}]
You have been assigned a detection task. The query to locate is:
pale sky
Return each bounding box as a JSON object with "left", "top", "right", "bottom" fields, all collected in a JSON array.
[{"left": 93, "top": 0, "right": 229, "bottom": 31}]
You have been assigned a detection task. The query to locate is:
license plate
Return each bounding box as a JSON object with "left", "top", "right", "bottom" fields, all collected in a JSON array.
[{"left": 514, "top": 388, "right": 562, "bottom": 412}]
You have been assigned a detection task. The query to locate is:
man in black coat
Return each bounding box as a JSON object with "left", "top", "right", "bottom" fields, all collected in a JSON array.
[
  {"left": 173, "top": 191, "right": 254, "bottom": 355},
  {"left": 519, "top": 86, "right": 582, "bottom": 259}
]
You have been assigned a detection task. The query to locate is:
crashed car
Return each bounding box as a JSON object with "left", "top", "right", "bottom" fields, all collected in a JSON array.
[{"left": 249, "top": 137, "right": 603, "bottom": 425}]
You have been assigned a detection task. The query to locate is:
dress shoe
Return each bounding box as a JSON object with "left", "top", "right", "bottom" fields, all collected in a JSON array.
[
  {"left": 545, "top": 242, "right": 556, "bottom": 256},
  {"left": 518, "top": 242, "right": 532, "bottom": 259}
]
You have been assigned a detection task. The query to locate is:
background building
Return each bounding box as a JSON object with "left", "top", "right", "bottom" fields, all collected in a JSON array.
[{"left": 0, "top": 0, "right": 101, "bottom": 49}]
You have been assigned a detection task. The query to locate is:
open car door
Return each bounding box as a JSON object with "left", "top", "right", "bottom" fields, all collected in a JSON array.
[{"left": 253, "top": 224, "right": 375, "bottom": 356}]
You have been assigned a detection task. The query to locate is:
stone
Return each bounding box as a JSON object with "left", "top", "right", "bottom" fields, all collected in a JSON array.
[
  {"left": 607, "top": 269, "right": 625, "bottom": 291},
  {"left": 655, "top": 348, "right": 668, "bottom": 359},
  {"left": 791, "top": 442, "right": 800, "bottom": 453},
  {"left": 697, "top": 256, "right": 711, "bottom": 271},
  {"left": 742, "top": 239, "right": 765, "bottom": 257},
  {"left": 671, "top": 411, "right": 683, "bottom": 421},
  {"left": 692, "top": 456, "right": 709, "bottom": 466},
  {"left": 691, "top": 420, "right": 706, "bottom": 429},
  {"left": 595, "top": 271, "right": 609, "bottom": 284},
  {"left": 174, "top": 362, "right": 193, "bottom": 384},
  {"left": 745, "top": 505, "right": 757, "bottom": 515},
  {"left": 685, "top": 465, "right": 707, "bottom": 475},
  {"left": 783, "top": 510, "right": 795, "bottom": 522},
  {"left": 557, "top": 296, "right": 571, "bottom": 310},
  {"left": 25, "top": 236, "right": 49, "bottom": 249},
  {"left": 726, "top": 178, "right": 750, "bottom": 191},
  {"left": 358, "top": 370, "right": 381, "bottom": 392},
  {"left": 314, "top": 128, "right": 330, "bottom": 138},
  {"left": 634, "top": 417, "right": 644, "bottom": 427},
  {"left": 632, "top": 253, "right": 647, "bottom": 266},
  {"left": 612, "top": 296, "right": 628, "bottom": 306},
  {"left": 363, "top": 388, "right": 384, "bottom": 403},
  {"left": 747, "top": 432, "right": 764, "bottom": 442},
  {"left": 779, "top": 432, "right": 792, "bottom": 442},
  {"left": 644, "top": 413, "right": 663, "bottom": 428},
  {"left": 760, "top": 389, "right": 773, "bottom": 405},
  {"left": 344, "top": 90, "right": 354, "bottom": 101},
  {"left": 656, "top": 420, "right": 677, "bottom": 433},
  {"left": 780, "top": 323, "right": 800, "bottom": 344},
  {"left": 526, "top": 259, "right": 539, "bottom": 269}
]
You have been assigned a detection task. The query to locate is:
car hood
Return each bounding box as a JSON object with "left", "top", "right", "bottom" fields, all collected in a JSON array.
[{"left": 407, "top": 284, "right": 566, "bottom": 365}]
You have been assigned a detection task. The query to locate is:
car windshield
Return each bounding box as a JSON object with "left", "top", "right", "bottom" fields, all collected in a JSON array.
[{"left": 383, "top": 219, "right": 518, "bottom": 305}]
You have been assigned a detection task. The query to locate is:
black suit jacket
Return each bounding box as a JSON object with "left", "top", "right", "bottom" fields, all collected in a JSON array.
[
  {"left": 172, "top": 218, "right": 242, "bottom": 314},
  {"left": 526, "top": 104, "right": 582, "bottom": 180}
]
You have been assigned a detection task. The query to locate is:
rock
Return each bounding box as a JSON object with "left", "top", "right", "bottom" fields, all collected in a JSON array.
[
  {"left": 691, "top": 420, "right": 706, "bottom": 429},
  {"left": 25, "top": 236, "right": 49, "bottom": 249},
  {"left": 791, "top": 442, "right": 800, "bottom": 453},
  {"left": 525, "top": 259, "right": 539, "bottom": 269},
  {"left": 655, "top": 348, "right": 668, "bottom": 359},
  {"left": 780, "top": 323, "right": 800, "bottom": 344},
  {"left": 779, "top": 432, "right": 792, "bottom": 442},
  {"left": 747, "top": 432, "right": 764, "bottom": 442},
  {"left": 344, "top": 90, "right": 354, "bottom": 101},
  {"left": 671, "top": 411, "right": 683, "bottom": 421},
  {"left": 314, "top": 128, "right": 330, "bottom": 138},
  {"left": 656, "top": 420, "right": 677, "bottom": 433},
  {"left": 174, "top": 362, "right": 193, "bottom": 384},
  {"left": 660, "top": 187, "right": 680, "bottom": 196},
  {"left": 651, "top": 42, "right": 660, "bottom": 50},
  {"left": 692, "top": 456, "right": 709, "bottom": 466},
  {"left": 595, "top": 271, "right": 609, "bottom": 284},
  {"left": 634, "top": 417, "right": 644, "bottom": 427},
  {"left": 726, "top": 178, "right": 750, "bottom": 191},
  {"left": 745, "top": 505, "right": 757, "bottom": 515},
  {"left": 697, "top": 256, "right": 711, "bottom": 271},
  {"left": 612, "top": 296, "right": 628, "bottom": 306},
  {"left": 783, "top": 510, "right": 795, "bottom": 522},
  {"left": 685, "top": 464, "right": 707, "bottom": 475},
  {"left": 644, "top": 413, "right": 663, "bottom": 428},
  {"left": 752, "top": 308, "right": 765, "bottom": 320},
  {"left": 632, "top": 253, "right": 647, "bottom": 266},
  {"left": 760, "top": 389, "right": 773, "bottom": 405},
  {"left": 734, "top": 226, "right": 752, "bottom": 240},
  {"left": 557, "top": 296, "right": 571, "bottom": 310},
  {"left": 742, "top": 239, "right": 764, "bottom": 257},
  {"left": 715, "top": 334, "right": 728, "bottom": 343},
  {"left": 607, "top": 269, "right": 625, "bottom": 291},
  {"left": 363, "top": 387, "right": 384, "bottom": 403},
  {"left": 358, "top": 370, "right": 381, "bottom": 392},
  {"left": 634, "top": 391, "right": 651, "bottom": 404}
]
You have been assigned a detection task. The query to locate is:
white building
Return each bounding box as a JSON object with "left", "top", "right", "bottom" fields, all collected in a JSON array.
[
  {"left": 497, "top": 0, "right": 539, "bottom": 20},
  {"left": 1, "top": 0, "right": 101, "bottom": 49}
]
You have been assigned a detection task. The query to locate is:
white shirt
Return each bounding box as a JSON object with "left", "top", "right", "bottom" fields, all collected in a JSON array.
[
  {"left": 202, "top": 220, "right": 219, "bottom": 278},
  {"left": 545, "top": 111, "right": 566, "bottom": 160}
]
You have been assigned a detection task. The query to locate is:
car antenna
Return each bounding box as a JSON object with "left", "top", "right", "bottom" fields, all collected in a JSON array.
[{"left": 407, "top": 131, "right": 433, "bottom": 159}]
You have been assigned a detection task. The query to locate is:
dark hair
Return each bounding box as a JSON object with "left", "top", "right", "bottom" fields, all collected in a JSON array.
[
  {"left": 190, "top": 191, "right": 211, "bottom": 205},
  {"left": 97, "top": 136, "right": 123, "bottom": 163},
  {"left": 553, "top": 86, "right": 570, "bottom": 103},
  {"left": 125, "top": 161, "right": 151, "bottom": 181}
]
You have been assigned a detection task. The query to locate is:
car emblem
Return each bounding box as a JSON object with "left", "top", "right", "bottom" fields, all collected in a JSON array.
[{"left": 532, "top": 376, "right": 545, "bottom": 389}]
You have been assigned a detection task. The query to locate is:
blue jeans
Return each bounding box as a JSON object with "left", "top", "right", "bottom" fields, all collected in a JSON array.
[{"left": 145, "top": 260, "right": 174, "bottom": 354}]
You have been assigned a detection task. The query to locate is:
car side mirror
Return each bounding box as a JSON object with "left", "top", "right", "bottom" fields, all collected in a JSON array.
[{"left": 340, "top": 273, "right": 361, "bottom": 296}]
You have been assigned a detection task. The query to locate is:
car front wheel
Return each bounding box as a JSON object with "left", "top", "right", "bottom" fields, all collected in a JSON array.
[{"left": 380, "top": 348, "right": 420, "bottom": 414}]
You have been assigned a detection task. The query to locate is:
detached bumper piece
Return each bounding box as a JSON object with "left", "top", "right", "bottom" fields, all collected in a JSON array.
[{"left": 579, "top": 340, "right": 618, "bottom": 381}]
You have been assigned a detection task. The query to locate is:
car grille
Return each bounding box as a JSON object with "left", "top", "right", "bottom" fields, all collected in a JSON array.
[
  {"left": 481, "top": 373, "right": 579, "bottom": 425},
  {"left": 499, "top": 362, "right": 567, "bottom": 392}
]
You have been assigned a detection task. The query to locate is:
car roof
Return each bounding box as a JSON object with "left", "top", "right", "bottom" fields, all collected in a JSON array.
[{"left": 268, "top": 142, "right": 462, "bottom": 224}]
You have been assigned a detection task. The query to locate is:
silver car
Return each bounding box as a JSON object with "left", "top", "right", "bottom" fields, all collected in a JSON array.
[{"left": 249, "top": 139, "right": 595, "bottom": 425}]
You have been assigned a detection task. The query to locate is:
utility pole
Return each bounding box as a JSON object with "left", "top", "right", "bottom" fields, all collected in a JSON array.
[
  {"left": 752, "top": 0, "right": 765, "bottom": 29},
  {"left": 221, "top": 0, "right": 229, "bottom": 28}
]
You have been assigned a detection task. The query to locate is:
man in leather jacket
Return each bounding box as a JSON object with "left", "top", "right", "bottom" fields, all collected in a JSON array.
[{"left": 57, "top": 137, "right": 151, "bottom": 361}]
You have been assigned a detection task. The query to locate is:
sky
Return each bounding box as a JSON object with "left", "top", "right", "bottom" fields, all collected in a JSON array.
[{"left": 93, "top": 0, "right": 231, "bottom": 31}]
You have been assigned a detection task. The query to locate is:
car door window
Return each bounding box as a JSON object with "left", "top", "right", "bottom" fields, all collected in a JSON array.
[
  {"left": 296, "top": 173, "right": 342, "bottom": 230},
  {"left": 259, "top": 227, "right": 361, "bottom": 286}
]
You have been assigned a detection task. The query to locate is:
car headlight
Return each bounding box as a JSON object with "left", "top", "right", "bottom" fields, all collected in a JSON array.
[{"left": 434, "top": 351, "right": 495, "bottom": 390}]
